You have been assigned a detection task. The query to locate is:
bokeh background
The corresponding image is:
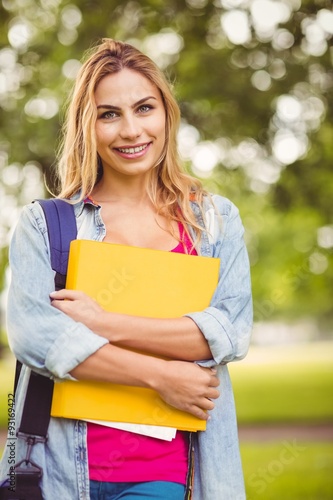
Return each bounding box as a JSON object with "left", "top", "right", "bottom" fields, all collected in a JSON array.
[{"left": 0, "top": 0, "right": 332, "bottom": 498}]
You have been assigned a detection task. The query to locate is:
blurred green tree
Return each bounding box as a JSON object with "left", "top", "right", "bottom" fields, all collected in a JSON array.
[{"left": 0, "top": 0, "right": 332, "bottom": 336}]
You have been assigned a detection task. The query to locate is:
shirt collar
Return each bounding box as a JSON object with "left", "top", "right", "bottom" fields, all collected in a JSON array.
[{"left": 83, "top": 195, "right": 100, "bottom": 207}]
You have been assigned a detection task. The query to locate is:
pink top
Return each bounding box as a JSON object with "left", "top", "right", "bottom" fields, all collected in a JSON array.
[{"left": 87, "top": 223, "right": 197, "bottom": 484}]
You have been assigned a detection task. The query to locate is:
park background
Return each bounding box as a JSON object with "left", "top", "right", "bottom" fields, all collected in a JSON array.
[{"left": 0, "top": 0, "right": 332, "bottom": 498}]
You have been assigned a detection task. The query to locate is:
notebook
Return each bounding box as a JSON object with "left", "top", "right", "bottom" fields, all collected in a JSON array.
[{"left": 51, "top": 239, "right": 220, "bottom": 432}]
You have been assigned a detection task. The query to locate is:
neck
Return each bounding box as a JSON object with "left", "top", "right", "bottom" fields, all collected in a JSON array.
[{"left": 92, "top": 172, "right": 152, "bottom": 206}]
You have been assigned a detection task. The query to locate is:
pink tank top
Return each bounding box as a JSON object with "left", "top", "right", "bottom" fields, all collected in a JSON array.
[{"left": 87, "top": 223, "right": 197, "bottom": 484}]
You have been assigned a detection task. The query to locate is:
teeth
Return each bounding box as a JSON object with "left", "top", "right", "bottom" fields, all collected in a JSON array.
[{"left": 118, "top": 144, "right": 148, "bottom": 154}]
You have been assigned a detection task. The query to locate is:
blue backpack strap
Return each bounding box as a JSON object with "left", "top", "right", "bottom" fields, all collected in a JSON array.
[
  {"left": 9, "top": 199, "right": 77, "bottom": 476},
  {"left": 36, "top": 198, "right": 77, "bottom": 291}
]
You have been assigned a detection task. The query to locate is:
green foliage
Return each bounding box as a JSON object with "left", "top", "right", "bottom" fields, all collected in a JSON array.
[{"left": 249, "top": 203, "right": 333, "bottom": 321}]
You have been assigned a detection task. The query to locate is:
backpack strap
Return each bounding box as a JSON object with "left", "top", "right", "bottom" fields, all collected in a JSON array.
[
  {"left": 36, "top": 198, "right": 77, "bottom": 290},
  {"left": 12, "top": 199, "right": 77, "bottom": 482}
]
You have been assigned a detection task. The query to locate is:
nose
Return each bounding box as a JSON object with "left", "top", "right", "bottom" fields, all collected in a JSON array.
[{"left": 119, "top": 114, "right": 142, "bottom": 140}]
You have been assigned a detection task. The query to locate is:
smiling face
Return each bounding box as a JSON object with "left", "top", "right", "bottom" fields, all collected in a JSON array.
[{"left": 94, "top": 68, "right": 166, "bottom": 183}]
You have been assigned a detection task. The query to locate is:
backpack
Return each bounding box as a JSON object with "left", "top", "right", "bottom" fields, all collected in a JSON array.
[{"left": 0, "top": 199, "right": 76, "bottom": 499}]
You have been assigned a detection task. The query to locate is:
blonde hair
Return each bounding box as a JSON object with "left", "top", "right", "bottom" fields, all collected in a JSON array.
[{"left": 55, "top": 38, "right": 208, "bottom": 243}]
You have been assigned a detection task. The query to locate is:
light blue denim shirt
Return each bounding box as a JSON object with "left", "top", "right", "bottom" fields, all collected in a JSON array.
[{"left": 0, "top": 194, "right": 253, "bottom": 500}]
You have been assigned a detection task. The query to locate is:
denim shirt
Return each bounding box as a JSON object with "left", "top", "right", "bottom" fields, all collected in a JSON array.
[{"left": 0, "top": 194, "right": 253, "bottom": 500}]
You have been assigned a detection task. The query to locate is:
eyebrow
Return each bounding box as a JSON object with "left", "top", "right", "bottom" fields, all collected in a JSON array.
[{"left": 97, "top": 96, "right": 157, "bottom": 111}]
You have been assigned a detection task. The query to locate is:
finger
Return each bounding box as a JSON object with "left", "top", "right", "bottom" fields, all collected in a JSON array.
[
  {"left": 50, "top": 289, "right": 68, "bottom": 300},
  {"left": 199, "top": 366, "right": 216, "bottom": 374},
  {"left": 50, "top": 301, "right": 63, "bottom": 313},
  {"left": 188, "top": 405, "right": 210, "bottom": 421},
  {"left": 50, "top": 289, "right": 83, "bottom": 301},
  {"left": 210, "top": 375, "right": 220, "bottom": 388},
  {"left": 206, "top": 387, "right": 220, "bottom": 400},
  {"left": 199, "top": 366, "right": 219, "bottom": 383},
  {"left": 200, "top": 398, "right": 215, "bottom": 411},
  {"left": 50, "top": 299, "right": 69, "bottom": 312}
]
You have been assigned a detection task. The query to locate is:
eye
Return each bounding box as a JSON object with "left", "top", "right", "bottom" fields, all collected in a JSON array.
[
  {"left": 137, "top": 104, "right": 153, "bottom": 114},
  {"left": 97, "top": 109, "right": 119, "bottom": 120},
  {"left": 99, "top": 110, "right": 118, "bottom": 120}
]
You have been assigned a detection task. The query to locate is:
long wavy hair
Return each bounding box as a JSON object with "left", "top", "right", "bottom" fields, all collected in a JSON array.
[{"left": 55, "top": 38, "right": 208, "bottom": 242}]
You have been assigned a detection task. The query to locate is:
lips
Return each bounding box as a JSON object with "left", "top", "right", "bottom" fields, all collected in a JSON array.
[
  {"left": 115, "top": 143, "right": 150, "bottom": 153},
  {"left": 113, "top": 142, "right": 151, "bottom": 159}
]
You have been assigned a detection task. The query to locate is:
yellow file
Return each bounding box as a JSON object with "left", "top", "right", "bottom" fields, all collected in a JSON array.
[{"left": 51, "top": 239, "right": 220, "bottom": 431}]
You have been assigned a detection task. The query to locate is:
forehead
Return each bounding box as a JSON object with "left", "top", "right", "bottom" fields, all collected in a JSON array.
[{"left": 94, "top": 68, "right": 161, "bottom": 105}]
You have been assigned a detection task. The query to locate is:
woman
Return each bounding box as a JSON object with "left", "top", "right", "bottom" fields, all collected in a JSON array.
[{"left": 0, "top": 39, "right": 252, "bottom": 499}]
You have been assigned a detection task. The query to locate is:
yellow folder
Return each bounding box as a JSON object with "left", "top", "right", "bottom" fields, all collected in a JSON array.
[{"left": 51, "top": 240, "right": 220, "bottom": 431}]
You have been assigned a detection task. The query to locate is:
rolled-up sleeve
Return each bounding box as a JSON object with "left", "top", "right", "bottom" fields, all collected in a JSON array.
[
  {"left": 186, "top": 197, "right": 253, "bottom": 365},
  {"left": 7, "top": 203, "right": 108, "bottom": 379}
]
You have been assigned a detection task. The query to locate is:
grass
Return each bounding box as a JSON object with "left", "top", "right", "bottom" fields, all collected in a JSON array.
[
  {"left": 229, "top": 341, "right": 333, "bottom": 424},
  {"left": 230, "top": 343, "right": 333, "bottom": 498},
  {"left": 241, "top": 441, "right": 333, "bottom": 500}
]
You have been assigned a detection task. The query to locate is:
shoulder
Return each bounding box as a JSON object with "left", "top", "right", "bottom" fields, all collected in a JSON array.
[
  {"left": 190, "top": 191, "right": 238, "bottom": 216},
  {"left": 9, "top": 202, "right": 50, "bottom": 259},
  {"left": 193, "top": 193, "right": 244, "bottom": 244},
  {"left": 25, "top": 196, "right": 84, "bottom": 220},
  {"left": 202, "top": 193, "right": 239, "bottom": 219},
  {"left": 18, "top": 201, "right": 47, "bottom": 233},
  {"left": 14, "top": 198, "right": 80, "bottom": 239},
  {"left": 198, "top": 193, "right": 242, "bottom": 230}
]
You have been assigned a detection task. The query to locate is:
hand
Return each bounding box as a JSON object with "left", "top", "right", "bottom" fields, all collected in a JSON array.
[
  {"left": 154, "top": 361, "right": 220, "bottom": 420},
  {"left": 50, "top": 289, "right": 105, "bottom": 334}
]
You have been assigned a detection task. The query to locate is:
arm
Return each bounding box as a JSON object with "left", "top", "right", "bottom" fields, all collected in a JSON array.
[
  {"left": 88, "top": 314, "right": 213, "bottom": 360},
  {"left": 186, "top": 196, "right": 253, "bottom": 365},
  {"left": 7, "top": 203, "right": 108, "bottom": 379},
  {"left": 50, "top": 290, "right": 212, "bottom": 361},
  {"left": 70, "top": 343, "right": 219, "bottom": 420}
]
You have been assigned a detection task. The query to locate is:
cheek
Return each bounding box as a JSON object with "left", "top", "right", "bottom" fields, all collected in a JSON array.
[
  {"left": 95, "top": 126, "right": 114, "bottom": 148},
  {"left": 156, "top": 115, "right": 166, "bottom": 143},
  {"left": 95, "top": 125, "right": 103, "bottom": 146}
]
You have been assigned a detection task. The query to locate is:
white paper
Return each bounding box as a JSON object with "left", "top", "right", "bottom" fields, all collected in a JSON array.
[{"left": 84, "top": 419, "right": 177, "bottom": 441}]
